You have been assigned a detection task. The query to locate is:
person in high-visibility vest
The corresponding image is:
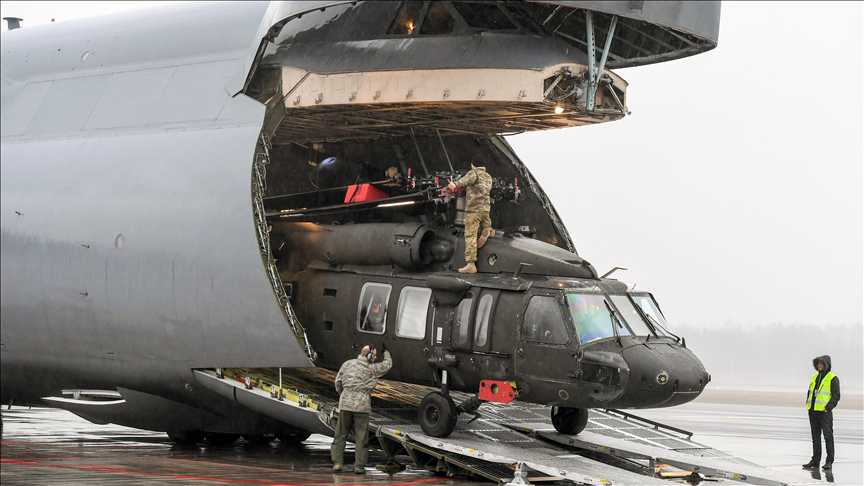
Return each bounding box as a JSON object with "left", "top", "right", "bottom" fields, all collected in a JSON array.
[{"left": 802, "top": 355, "right": 840, "bottom": 470}]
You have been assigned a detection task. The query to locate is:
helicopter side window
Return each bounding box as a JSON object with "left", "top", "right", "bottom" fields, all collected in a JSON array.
[
  {"left": 454, "top": 292, "right": 474, "bottom": 346},
  {"left": 419, "top": 1, "right": 455, "bottom": 35},
  {"left": 357, "top": 283, "right": 391, "bottom": 335},
  {"left": 473, "top": 293, "right": 494, "bottom": 347},
  {"left": 395, "top": 286, "right": 431, "bottom": 340},
  {"left": 567, "top": 293, "right": 616, "bottom": 344},
  {"left": 521, "top": 295, "right": 569, "bottom": 345},
  {"left": 609, "top": 295, "right": 655, "bottom": 337}
]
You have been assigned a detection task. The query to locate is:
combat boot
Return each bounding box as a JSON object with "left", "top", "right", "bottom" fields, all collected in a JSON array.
[
  {"left": 458, "top": 263, "right": 477, "bottom": 274},
  {"left": 477, "top": 228, "right": 494, "bottom": 249}
]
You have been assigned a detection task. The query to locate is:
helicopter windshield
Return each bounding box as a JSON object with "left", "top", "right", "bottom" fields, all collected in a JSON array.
[
  {"left": 566, "top": 293, "right": 632, "bottom": 344},
  {"left": 629, "top": 293, "right": 673, "bottom": 336},
  {"left": 609, "top": 295, "right": 655, "bottom": 337}
]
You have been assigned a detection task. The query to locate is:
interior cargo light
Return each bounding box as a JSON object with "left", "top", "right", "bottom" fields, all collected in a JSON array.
[
  {"left": 554, "top": 105, "right": 565, "bottom": 114},
  {"left": 377, "top": 201, "right": 415, "bottom": 208}
]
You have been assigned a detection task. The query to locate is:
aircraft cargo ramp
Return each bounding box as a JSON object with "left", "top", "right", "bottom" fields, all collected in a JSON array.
[{"left": 194, "top": 368, "right": 806, "bottom": 486}]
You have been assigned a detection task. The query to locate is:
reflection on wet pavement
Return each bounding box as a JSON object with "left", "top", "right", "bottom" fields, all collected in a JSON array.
[
  {"left": 3, "top": 401, "right": 862, "bottom": 485},
  {"left": 808, "top": 467, "right": 835, "bottom": 484},
  {"left": 1, "top": 408, "right": 477, "bottom": 485},
  {"left": 636, "top": 401, "right": 864, "bottom": 486}
]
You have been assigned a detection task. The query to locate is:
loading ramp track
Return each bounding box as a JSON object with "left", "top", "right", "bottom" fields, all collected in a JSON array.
[{"left": 193, "top": 368, "right": 804, "bottom": 485}]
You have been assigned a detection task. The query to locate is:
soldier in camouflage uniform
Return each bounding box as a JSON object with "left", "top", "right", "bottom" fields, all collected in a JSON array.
[
  {"left": 330, "top": 344, "right": 393, "bottom": 474},
  {"left": 449, "top": 155, "right": 493, "bottom": 274}
]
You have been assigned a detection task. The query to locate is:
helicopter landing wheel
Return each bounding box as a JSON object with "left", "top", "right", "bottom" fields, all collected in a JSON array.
[
  {"left": 551, "top": 406, "right": 589, "bottom": 435},
  {"left": 419, "top": 391, "right": 457, "bottom": 437}
]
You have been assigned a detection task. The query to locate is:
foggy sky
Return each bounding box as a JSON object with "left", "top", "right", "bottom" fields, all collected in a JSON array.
[{"left": 2, "top": 2, "right": 862, "bottom": 331}]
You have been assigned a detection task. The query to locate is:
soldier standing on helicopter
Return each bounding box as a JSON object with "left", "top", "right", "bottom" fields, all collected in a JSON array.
[{"left": 449, "top": 154, "right": 493, "bottom": 274}]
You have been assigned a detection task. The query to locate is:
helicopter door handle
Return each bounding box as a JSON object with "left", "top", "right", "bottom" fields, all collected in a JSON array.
[{"left": 517, "top": 348, "right": 523, "bottom": 357}]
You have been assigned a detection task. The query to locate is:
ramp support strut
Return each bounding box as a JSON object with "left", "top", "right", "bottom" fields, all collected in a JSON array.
[{"left": 586, "top": 11, "right": 618, "bottom": 111}]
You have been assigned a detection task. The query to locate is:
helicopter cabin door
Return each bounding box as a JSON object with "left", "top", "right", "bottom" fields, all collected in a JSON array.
[{"left": 515, "top": 292, "right": 575, "bottom": 393}]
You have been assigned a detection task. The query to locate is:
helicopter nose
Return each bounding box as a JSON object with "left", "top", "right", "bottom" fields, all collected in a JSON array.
[{"left": 621, "top": 343, "right": 709, "bottom": 407}]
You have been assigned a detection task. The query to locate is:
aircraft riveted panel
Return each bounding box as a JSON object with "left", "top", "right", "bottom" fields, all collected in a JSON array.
[
  {"left": 84, "top": 68, "right": 176, "bottom": 130},
  {"left": 147, "top": 61, "right": 246, "bottom": 126},
  {"left": 25, "top": 75, "right": 112, "bottom": 135},
  {"left": 0, "top": 81, "right": 50, "bottom": 137}
]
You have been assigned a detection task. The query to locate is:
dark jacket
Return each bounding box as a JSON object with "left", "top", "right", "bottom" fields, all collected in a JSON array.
[{"left": 808, "top": 355, "right": 840, "bottom": 412}]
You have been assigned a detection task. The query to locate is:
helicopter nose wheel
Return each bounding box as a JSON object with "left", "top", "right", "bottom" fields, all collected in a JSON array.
[
  {"left": 551, "top": 406, "right": 589, "bottom": 435},
  {"left": 419, "top": 391, "right": 457, "bottom": 437}
]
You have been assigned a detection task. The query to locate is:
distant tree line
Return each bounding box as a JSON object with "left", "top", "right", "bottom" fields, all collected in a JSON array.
[{"left": 673, "top": 322, "right": 863, "bottom": 388}]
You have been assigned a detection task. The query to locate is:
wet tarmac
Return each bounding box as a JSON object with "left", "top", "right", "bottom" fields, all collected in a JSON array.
[
  {"left": 0, "top": 407, "right": 474, "bottom": 486},
  {"left": 637, "top": 401, "right": 864, "bottom": 485},
  {"left": 2, "top": 400, "right": 862, "bottom": 485}
]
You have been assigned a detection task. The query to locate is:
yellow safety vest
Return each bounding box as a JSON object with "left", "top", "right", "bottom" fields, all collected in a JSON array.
[{"left": 806, "top": 371, "right": 836, "bottom": 411}]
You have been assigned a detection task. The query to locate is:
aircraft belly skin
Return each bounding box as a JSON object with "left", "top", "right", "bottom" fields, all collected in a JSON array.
[{"left": 0, "top": 125, "right": 312, "bottom": 405}]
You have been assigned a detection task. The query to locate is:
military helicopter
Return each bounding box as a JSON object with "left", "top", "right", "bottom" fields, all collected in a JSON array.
[{"left": 263, "top": 134, "right": 710, "bottom": 438}]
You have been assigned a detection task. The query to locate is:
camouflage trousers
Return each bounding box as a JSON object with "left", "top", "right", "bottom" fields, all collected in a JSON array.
[
  {"left": 330, "top": 410, "right": 370, "bottom": 467},
  {"left": 464, "top": 210, "right": 492, "bottom": 263}
]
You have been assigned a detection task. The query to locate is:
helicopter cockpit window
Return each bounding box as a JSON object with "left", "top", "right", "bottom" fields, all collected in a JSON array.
[
  {"left": 396, "top": 286, "right": 431, "bottom": 339},
  {"left": 630, "top": 294, "right": 673, "bottom": 336},
  {"left": 610, "top": 295, "right": 655, "bottom": 337},
  {"left": 358, "top": 283, "right": 391, "bottom": 334},
  {"left": 420, "top": 1, "right": 455, "bottom": 35},
  {"left": 474, "top": 293, "right": 494, "bottom": 347},
  {"left": 454, "top": 292, "right": 474, "bottom": 346},
  {"left": 451, "top": 2, "right": 516, "bottom": 31},
  {"left": 387, "top": 1, "right": 424, "bottom": 35},
  {"left": 567, "top": 293, "right": 626, "bottom": 344},
  {"left": 521, "top": 295, "right": 569, "bottom": 345}
]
